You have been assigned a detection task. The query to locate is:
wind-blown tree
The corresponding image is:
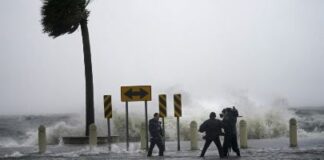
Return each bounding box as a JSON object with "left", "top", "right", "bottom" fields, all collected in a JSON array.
[{"left": 41, "top": 0, "right": 94, "bottom": 136}]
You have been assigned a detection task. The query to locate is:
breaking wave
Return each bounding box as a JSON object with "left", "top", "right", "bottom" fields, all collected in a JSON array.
[{"left": 0, "top": 104, "right": 323, "bottom": 148}]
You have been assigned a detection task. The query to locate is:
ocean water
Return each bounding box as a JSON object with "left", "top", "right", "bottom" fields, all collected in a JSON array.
[{"left": 0, "top": 107, "right": 324, "bottom": 159}]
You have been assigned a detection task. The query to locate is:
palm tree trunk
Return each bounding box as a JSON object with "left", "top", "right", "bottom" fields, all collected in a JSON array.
[{"left": 80, "top": 18, "right": 95, "bottom": 136}]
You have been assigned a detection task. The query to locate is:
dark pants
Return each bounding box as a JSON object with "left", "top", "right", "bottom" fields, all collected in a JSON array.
[
  {"left": 200, "top": 136, "right": 223, "bottom": 158},
  {"left": 147, "top": 138, "right": 164, "bottom": 156},
  {"left": 223, "top": 134, "right": 240, "bottom": 156}
]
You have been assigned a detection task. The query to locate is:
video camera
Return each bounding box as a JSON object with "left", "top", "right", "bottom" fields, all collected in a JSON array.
[{"left": 219, "top": 106, "right": 241, "bottom": 118}]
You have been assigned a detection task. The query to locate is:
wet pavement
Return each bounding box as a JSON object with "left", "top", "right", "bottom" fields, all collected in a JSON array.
[{"left": 1, "top": 138, "right": 324, "bottom": 160}]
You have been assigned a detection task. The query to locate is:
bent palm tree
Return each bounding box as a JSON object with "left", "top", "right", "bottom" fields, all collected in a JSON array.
[{"left": 41, "top": 0, "right": 94, "bottom": 136}]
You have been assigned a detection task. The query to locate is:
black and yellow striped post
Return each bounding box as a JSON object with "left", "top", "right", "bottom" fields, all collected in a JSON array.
[
  {"left": 159, "top": 94, "right": 167, "bottom": 117},
  {"left": 103, "top": 95, "right": 112, "bottom": 150},
  {"left": 104, "top": 95, "right": 112, "bottom": 119},
  {"left": 174, "top": 94, "right": 182, "bottom": 151},
  {"left": 159, "top": 94, "right": 167, "bottom": 147}
]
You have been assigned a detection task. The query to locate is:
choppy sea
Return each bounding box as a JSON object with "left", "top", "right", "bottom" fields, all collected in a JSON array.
[{"left": 0, "top": 107, "right": 323, "bottom": 159}]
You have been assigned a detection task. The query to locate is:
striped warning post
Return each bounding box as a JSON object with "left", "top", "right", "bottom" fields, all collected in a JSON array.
[
  {"left": 174, "top": 94, "right": 182, "bottom": 117},
  {"left": 159, "top": 94, "right": 167, "bottom": 117},
  {"left": 104, "top": 95, "right": 112, "bottom": 119}
]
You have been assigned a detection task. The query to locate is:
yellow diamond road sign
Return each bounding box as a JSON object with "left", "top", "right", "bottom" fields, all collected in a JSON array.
[{"left": 121, "top": 85, "right": 152, "bottom": 102}]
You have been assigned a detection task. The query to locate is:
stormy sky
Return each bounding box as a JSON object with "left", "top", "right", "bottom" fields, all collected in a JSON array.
[{"left": 0, "top": 0, "right": 323, "bottom": 116}]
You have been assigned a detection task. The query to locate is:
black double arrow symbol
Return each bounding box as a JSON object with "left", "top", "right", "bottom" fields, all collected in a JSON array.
[{"left": 124, "top": 88, "right": 148, "bottom": 99}]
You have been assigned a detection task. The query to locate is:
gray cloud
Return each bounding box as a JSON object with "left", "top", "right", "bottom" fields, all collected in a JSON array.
[{"left": 0, "top": 0, "right": 324, "bottom": 115}]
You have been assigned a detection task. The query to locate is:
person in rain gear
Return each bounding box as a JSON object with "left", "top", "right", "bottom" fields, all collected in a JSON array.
[
  {"left": 147, "top": 113, "right": 164, "bottom": 157},
  {"left": 221, "top": 106, "right": 240, "bottom": 157},
  {"left": 199, "top": 112, "right": 224, "bottom": 158}
]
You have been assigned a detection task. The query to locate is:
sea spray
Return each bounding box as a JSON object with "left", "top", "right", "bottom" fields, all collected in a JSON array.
[
  {"left": 0, "top": 104, "right": 323, "bottom": 149},
  {"left": 0, "top": 114, "right": 84, "bottom": 147},
  {"left": 246, "top": 110, "right": 289, "bottom": 139},
  {"left": 104, "top": 106, "right": 320, "bottom": 141},
  {"left": 4, "top": 151, "right": 24, "bottom": 158}
]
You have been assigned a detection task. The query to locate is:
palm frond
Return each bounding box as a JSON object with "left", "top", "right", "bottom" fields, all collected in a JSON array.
[{"left": 41, "top": 0, "right": 89, "bottom": 38}]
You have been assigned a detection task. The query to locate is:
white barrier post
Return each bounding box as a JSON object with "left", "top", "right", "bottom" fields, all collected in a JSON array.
[
  {"left": 89, "top": 123, "right": 97, "bottom": 149},
  {"left": 289, "top": 118, "right": 297, "bottom": 147},
  {"left": 38, "top": 125, "right": 47, "bottom": 154},
  {"left": 239, "top": 120, "right": 248, "bottom": 148},
  {"left": 140, "top": 122, "right": 146, "bottom": 150},
  {"left": 190, "top": 121, "right": 198, "bottom": 150}
]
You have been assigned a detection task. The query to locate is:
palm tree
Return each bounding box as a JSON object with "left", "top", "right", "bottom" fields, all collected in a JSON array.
[{"left": 41, "top": 0, "right": 94, "bottom": 136}]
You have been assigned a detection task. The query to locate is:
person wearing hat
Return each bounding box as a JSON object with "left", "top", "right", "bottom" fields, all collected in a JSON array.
[{"left": 199, "top": 112, "right": 224, "bottom": 158}]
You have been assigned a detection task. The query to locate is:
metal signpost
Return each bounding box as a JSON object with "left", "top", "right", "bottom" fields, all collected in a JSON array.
[
  {"left": 125, "top": 101, "right": 129, "bottom": 150},
  {"left": 159, "top": 94, "right": 167, "bottom": 148},
  {"left": 103, "top": 95, "right": 112, "bottom": 150},
  {"left": 174, "top": 94, "right": 182, "bottom": 151},
  {"left": 121, "top": 85, "right": 151, "bottom": 151},
  {"left": 144, "top": 100, "right": 148, "bottom": 150}
]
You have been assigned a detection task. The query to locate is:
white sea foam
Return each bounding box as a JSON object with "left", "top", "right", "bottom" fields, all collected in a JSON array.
[
  {"left": 51, "top": 145, "right": 121, "bottom": 158},
  {"left": 52, "top": 151, "right": 80, "bottom": 158},
  {"left": 298, "top": 129, "right": 324, "bottom": 138},
  {"left": 4, "top": 151, "right": 24, "bottom": 158},
  {"left": 0, "top": 138, "right": 21, "bottom": 148}
]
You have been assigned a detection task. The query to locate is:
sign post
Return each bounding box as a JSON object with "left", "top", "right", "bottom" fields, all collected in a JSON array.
[
  {"left": 174, "top": 94, "right": 182, "bottom": 151},
  {"left": 159, "top": 94, "right": 167, "bottom": 147},
  {"left": 145, "top": 101, "right": 148, "bottom": 150},
  {"left": 103, "top": 95, "right": 112, "bottom": 150},
  {"left": 125, "top": 101, "right": 129, "bottom": 150},
  {"left": 121, "top": 85, "right": 152, "bottom": 151}
]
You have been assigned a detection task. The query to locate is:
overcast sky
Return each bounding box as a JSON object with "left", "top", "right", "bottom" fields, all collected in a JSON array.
[{"left": 0, "top": 0, "right": 323, "bottom": 116}]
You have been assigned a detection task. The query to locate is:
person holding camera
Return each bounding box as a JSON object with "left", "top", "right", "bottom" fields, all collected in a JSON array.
[
  {"left": 199, "top": 112, "right": 225, "bottom": 158},
  {"left": 221, "top": 107, "right": 240, "bottom": 157}
]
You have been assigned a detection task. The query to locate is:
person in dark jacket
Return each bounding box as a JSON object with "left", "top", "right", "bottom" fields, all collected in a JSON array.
[
  {"left": 221, "top": 107, "right": 240, "bottom": 157},
  {"left": 199, "top": 112, "right": 224, "bottom": 158},
  {"left": 147, "top": 113, "right": 164, "bottom": 157}
]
